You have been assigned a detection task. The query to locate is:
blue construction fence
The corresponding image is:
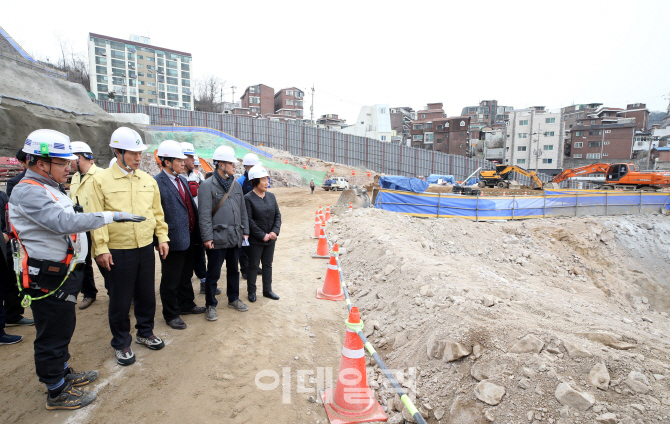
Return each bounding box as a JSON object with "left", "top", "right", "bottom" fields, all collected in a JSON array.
[{"left": 374, "top": 188, "right": 670, "bottom": 220}]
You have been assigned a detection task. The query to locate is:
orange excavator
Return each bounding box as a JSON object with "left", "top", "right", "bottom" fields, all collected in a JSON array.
[{"left": 549, "top": 163, "right": 670, "bottom": 190}]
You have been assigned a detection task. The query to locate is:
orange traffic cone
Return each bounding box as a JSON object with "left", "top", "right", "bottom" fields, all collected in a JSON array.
[
  {"left": 503, "top": 192, "right": 506, "bottom": 196},
  {"left": 312, "top": 227, "right": 330, "bottom": 259},
  {"left": 325, "top": 205, "right": 332, "bottom": 222},
  {"left": 319, "top": 206, "right": 326, "bottom": 224},
  {"left": 348, "top": 202, "right": 353, "bottom": 212},
  {"left": 284, "top": 159, "right": 288, "bottom": 164},
  {"left": 317, "top": 245, "right": 345, "bottom": 301},
  {"left": 322, "top": 307, "right": 387, "bottom": 424},
  {"left": 312, "top": 211, "right": 321, "bottom": 239},
  {"left": 367, "top": 171, "right": 371, "bottom": 177}
]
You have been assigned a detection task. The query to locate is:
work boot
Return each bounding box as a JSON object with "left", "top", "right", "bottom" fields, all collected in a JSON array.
[
  {"left": 6, "top": 317, "right": 34, "bottom": 326},
  {"left": 206, "top": 306, "right": 218, "bottom": 321},
  {"left": 228, "top": 299, "right": 249, "bottom": 312},
  {"left": 65, "top": 368, "right": 99, "bottom": 387},
  {"left": 78, "top": 297, "right": 95, "bottom": 310},
  {"left": 46, "top": 382, "right": 96, "bottom": 410},
  {"left": 135, "top": 334, "right": 165, "bottom": 350}
]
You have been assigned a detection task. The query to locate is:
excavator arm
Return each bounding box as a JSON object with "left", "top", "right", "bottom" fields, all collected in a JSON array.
[
  {"left": 506, "top": 166, "right": 544, "bottom": 189},
  {"left": 551, "top": 163, "right": 611, "bottom": 184}
]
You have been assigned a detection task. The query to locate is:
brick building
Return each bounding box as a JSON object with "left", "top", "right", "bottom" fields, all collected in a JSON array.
[
  {"left": 410, "top": 114, "right": 471, "bottom": 156},
  {"left": 390, "top": 106, "right": 415, "bottom": 145},
  {"left": 461, "top": 100, "right": 513, "bottom": 138},
  {"left": 274, "top": 87, "right": 304, "bottom": 119},
  {"left": 240, "top": 84, "right": 274, "bottom": 116}
]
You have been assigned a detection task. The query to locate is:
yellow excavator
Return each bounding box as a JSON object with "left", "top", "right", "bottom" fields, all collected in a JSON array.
[{"left": 478, "top": 165, "right": 544, "bottom": 189}]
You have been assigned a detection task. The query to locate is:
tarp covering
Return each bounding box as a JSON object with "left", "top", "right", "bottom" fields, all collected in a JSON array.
[
  {"left": 379, "top": 176, "right": 429, "bottom": 193},
  {"left": 374, "top": 188, "right": 670, "bottom": 220},
  {"left": 426, "top": 174, "right": 456, "bottom": 184}
]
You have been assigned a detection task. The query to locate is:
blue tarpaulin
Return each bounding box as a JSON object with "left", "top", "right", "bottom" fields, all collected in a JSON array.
[
  {"left": 379, "top": 176, "right": 429, "bottom": 193},
  {"left": 426, "top": 174, "right": 456, "bottom": 184}
]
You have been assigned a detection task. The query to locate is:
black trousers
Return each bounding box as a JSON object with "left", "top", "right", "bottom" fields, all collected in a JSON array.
[
  {"left": 205, "top": 247, "right": 239, "bottom": 306},
  {"left": 247, "top": 242, "right": 275, "bottom": 294},
  {"left": 239, "top": 245, "right": 249, "bottom": 277},
  {"left": 159, "top": 238, "right": 196, "bottom": 322},
  {"left": 80, "top": 232, "right": 98, "bottom": 299},
  {"left": 102, "top": 244, "right": 156, "bottom": 350},
  {"left": 4, "top": 247, "right": 24, "bottom": 323},
  {"left": 0, "top": 255, "right": 8, "bottom": 333},
  {"left": 30, "top": 270, "right": 82, "bottom": 385},
  {"left": 193, "top": 241, "right": 206, "bottom": 280}
]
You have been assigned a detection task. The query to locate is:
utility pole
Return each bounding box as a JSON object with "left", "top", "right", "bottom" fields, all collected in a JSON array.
[
  {"left": 310, "top": 84, "right": 315, "bottom": 125},
  {"left": 231, "top": 86, "right": 236, "bottom": 104}
]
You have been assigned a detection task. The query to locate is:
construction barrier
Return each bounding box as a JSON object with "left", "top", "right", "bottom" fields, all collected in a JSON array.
[
  {"left": 316, "top": 224, "right": 427, "bottom": 424},
  {"left": 374, "top": 188, "right": 670, "bottom": 221}
]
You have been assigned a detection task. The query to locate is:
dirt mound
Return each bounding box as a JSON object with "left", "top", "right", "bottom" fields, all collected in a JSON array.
[{"left": 331, "top": 210, "right": 670, "bottom": 423}]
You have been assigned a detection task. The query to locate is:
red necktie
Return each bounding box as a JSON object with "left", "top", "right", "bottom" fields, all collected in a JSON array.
[{"left": 175, "top": 177, "right": 187, "bottom": 204}]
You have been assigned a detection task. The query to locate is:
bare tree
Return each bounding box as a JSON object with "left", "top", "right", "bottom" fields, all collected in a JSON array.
[
  {"left": 194, "top": 76, "right": 225, "bottom": 112},
  {"left": 37, "top": 34, "right": 91, "bottom": 91}
]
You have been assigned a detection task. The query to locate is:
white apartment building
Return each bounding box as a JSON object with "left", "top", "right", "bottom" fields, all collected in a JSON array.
[
  {"left": 504, "top": 106, "right": 563, "bottom": 174},
  {"left": 340, "top": 104, "right": 395, "bottom": 142},
  {"left": 88, "top": 33, "right": 193, "bottom": 110}
]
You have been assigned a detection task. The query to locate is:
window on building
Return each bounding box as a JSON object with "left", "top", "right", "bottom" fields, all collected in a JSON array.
[
  {"left": 137, "top": 55, "right": 143, "bottom": 59},
  {"left": 574, "top": 131, "right": 584, "bottom": 136},
  {"left": 425, "top": 123, "right": 433, "bottom": 129},
  {"left": 95, "top": 57, "right": 107, "bottom": 65},
  {"left": 181, "top": 63, "right": 189, "bottom": 71},
  {"left": 112, "top": 77, "right": 124, "bottom": 85},
  {"left": 138, "top": 97, "right": 145, "bottom": 102},
  {"left": 421, "top": 114, "right": 426, "bottom": 119},
  {"left": 167, "top": 77, "right": 178, "bottom": 85},
  {"left": 517, "top": 159, "right": 526, "bottom": 164},
  {"left": 589, "top": 130, "right": 601, "bottom": 136},
  {"left": 545, "top": 117, "right": 556, "bottom": 123},
  {"left": 413, "top": 134, "right": 423, "bottom": 141},
  {"left": 286, "top": 99, "right": 294, "bottom": 105},
  {"left": 146, "top": 56, "right": 155, "bottom": 62},
  {"left": 111, "top": 59, "right": 125, "bottom": 68},
  {"left": 167, "top": 93, "right": 179, "bottom": 101},
  {"left": 250, "top": 107, "right": 259, "bottom": 113},
  {"left": 604, "top": 141, "right": 610, "bottom": 145},
  {"left": 249, "top": 86, "right": 259, "bottom": 94},
  {"left": 182, "top": 79, "right": 190, "bottom": 87},
  {"left": 517, "top": 146, "right": 527, "bottom": 151},
  {"left": 603, "top": 153, "right": 609, "bottom": 156},
  {"left": 380, "top": 108, "right": 386, "bottom": 114},
  {"left": 286, "top": 90, "right": 293, "bottom": 96},
  {"left": 181, "top": 87, "right": 190, "bottom": 94},
  {"left": 167, "top": 101, "right": 178, "bottom": 106},
  {"left": 97, "top": 75, "right": 108, "bottom": 83},
  {"left": 543, "top": 145, "right": 554, "bottom": 150},
  {"left": 138, "top": 64, "right": 144, "bottom": 68},
  {"left": 381, "top": 135, "right": 386, "bottom": 141},
  {"left": 590, "top": 120, "right": 596, "bottom": 124},
  {"left": 413, "top": 124, "right": 423, "bottom": 130},
  {"left": 138, "top": 72, "right": 144, "bottom": 77},
  {"left": 167, "top": 85, "right": 178, "bottom": 93},
  {"left": 544, "top": 131, "right": 555, "bottom": 137},
  {"left": 138, "top": 81, "right": 145, "bottom": 86},
  {"left": 129, "top": 96, "right": 137, "bottom": 103},
  {"left": 573, "top": 154, "right": 583, "bottom": 158},
  {"left": 586, "top": 153, "right": 601, "bottom": 159},
  {"left": 95, "top": 47, "right": 106, "bottom": 56},
  {"left": 182, "top": 95, "right": 191, "bottom": 102},
  {"left": 542, "top": 158, "right": 553, "bottom": 164},
  {"left": 127, "top": 52, "right": 135, "bottom": 61},
  {"left": 146, "top": 65, "right": 155, "bottom": 70},
  {"left": 518, "top": 133, "right": 528, "bottom": 138},
  {"left": 147, "top": 82, "right": 156, "bottom": 87},
  {"left": 437, "top": 125, "right": 443, "bottom": 130},
  {"left": 181, "top": 71, "right": 190, "bottom": 79},
  {"left": 93, "top": 38, "right": 106, "bottom": 47},
  {"left": 425, "top": 133, "right": 434, "bottom": 143},
  {"left": 166, "top": 69, "right": 178, "bottom": 77},
  {"left": 112, "top": 68, "right": 125, "bottom": 77},
  {"left": 128, "top": 79, "right": 136, "bottom": 87},
  {"left": 148, "top": 99, "right": 157, "bottom": 104},
  {"left": 250, "top": 96, "right": 260, "bottom": 104},
  {"left": 97, "top": 84, "right": 108, "bottom": 93},
  {"left": 110, "top": 50, "right": 125, "bottom": 60},
  {"left": 148, "top": 90, "right": 156, "bottom": 95},
  {"left": 110, "top": 41, "right": 125, "bottom": 51},
  {"left": 519, "top": 120, "right": 528, "bottom": 125},
  {"left": 588, "top": 141, "right": 601, "bottom": 147},
  {"left": 138, "top": 89, "right": 145, "bottom": 94},
  {"left": 574, "top": 142, "right": 583, "bottom": 148}
]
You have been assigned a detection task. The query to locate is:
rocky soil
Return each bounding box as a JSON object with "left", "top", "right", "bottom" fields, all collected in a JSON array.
[{"left": 330, "top": 210, "right": 670, "bottom": 424}]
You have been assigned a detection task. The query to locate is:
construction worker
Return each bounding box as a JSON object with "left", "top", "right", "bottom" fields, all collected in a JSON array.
[
  {"left": 155, "top": 140, "right": 205, "bottom": 329},
  {"left": 237, "top": 153, "right": 261, "bottom": 281},
  {"left": 0, "top": 190, "right": 23, "bottom": 345},
  {"left": 310, "top": 178, "right": 315, "bottom": 194},
  {"left": 69, "top": 141, "right": 101, "bottom": 309},
  {"left": 181, "top": 143, "right": 215, "bottom": 296},
  {"left": 89, "top": 127, "right": 169, "bottom": 366},
  {"left": 198, "top": 146, "right": 249, "bottom": 321},
  {"left": 8, "top": 129, "right": 144, "bottom": 409}
]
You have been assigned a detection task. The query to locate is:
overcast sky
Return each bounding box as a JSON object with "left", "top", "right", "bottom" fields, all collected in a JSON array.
[{"left": 4, "top": 0, "right": 669, "bottom": 122}]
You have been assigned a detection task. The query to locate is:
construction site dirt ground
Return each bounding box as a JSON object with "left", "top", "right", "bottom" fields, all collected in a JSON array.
[{"left": 0, "top": 188, "right": 347, "bottom": 424}]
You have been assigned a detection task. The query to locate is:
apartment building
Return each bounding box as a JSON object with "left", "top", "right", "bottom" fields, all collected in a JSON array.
[
  {"left": 240, "top": 84, "right": 275, "bottom": 116},
  {"left": 410, "top": 115, "right": 471, "bottom": 156},
  {"left": 88, "top": 33, "right": 193, "bottom": 110},
  {"left": 316, "top": 114, "right": 347, "bottom": 130},
  {"left": 340, "top": 104, "right": 394, "bottom": 142},
  {"left": 505, "top": 107, "right": 563, "bottom": 175},
  {"left": 390, "top": 107, "right": 416, "bottom": 145},
  {"left": 274, "top": 87, "right": 304, "bottom": 119},
  {"left": 461, "top": 100, "right": 513, "bottom": 137}
]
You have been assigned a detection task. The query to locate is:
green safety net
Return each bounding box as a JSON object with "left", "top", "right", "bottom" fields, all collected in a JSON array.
[{"left": 147, "top": 131, "right": 326, "bottom": 185}]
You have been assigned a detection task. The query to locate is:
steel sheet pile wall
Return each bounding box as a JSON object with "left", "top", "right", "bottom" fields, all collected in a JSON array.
[
  {"left": 97, "top": 100, "right": 558, "bottom": 182},
  {"left": 375, "top": 189, "right": 670, "bottom": 220}
]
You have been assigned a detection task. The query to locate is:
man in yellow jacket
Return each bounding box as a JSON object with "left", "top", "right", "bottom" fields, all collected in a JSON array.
[
  {"left": 69, "top": 141, "right": 100, "bottom": 309},
  {"left": 89, "top": 127, "right": 169, "bottom": 366}
]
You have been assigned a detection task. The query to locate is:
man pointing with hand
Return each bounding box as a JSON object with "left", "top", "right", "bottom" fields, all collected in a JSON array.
[{"left": 89, "top": 127, "right": 169, "bottom": 366}]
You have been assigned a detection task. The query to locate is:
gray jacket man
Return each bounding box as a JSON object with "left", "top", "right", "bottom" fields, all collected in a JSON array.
[{"left": 197, "top": 145, "right": 249, "bottom": 320}]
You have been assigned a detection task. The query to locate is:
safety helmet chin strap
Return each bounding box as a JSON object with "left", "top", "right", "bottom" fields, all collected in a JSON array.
[
  {"left": 162, "top": 157, "right": 179, "bottom": 177},
  {"left": 215, "top": 161, "right": 232, "bottom": 178},
  {"left": 112, "top": 148, "right": 133, "bottom": 172}
]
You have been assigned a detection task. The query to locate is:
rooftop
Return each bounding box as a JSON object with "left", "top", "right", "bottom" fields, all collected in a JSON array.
[{"left": 89, "top": 33, "right": 191, "bottom": 57}]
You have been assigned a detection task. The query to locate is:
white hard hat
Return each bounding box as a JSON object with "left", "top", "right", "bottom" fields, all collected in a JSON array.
[
  {"left": 109, "top": 157, "right": 117, "bottom": 167},
  {"left": 212, "top": 146, "right": 238, "bottom": 163},
  {"left": 109, "top": 127, "right": 147, "bottom": 152},
  {"left": 22, "top": 129, "right": 78, "bottom": 160},
  {"left": 194, "top": 155, "right": 201, "bottom": 165},
  {"left": 71, "top": 141, "right": 93, "bottom": 155},
  {"left": 242, "top": 153, "right": 261, "bottom": 166},
  {"left": 180, "top": 142, "right": 196, "bottom": 155},
  {"left": 248, "top": 164, "right": 269, "bottom": 180},
  {"left": 157, "top": 140, "right": 187, "bottom": 159}
]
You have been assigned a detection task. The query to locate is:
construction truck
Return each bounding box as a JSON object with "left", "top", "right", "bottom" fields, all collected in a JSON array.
[
  {"left": 478, "top": 165, "right": 544, "bottom": 189},
  {"left": 322, "top": 177, "right": 349, "bottom": 191},
  {"left": 550, "top": 163, "right": 670, "bottom": 191}
]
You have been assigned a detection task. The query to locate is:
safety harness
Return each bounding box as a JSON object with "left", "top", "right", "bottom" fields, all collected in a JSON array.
[{"left": 8, "top": 179, "right": 80, "bottom": 307}]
